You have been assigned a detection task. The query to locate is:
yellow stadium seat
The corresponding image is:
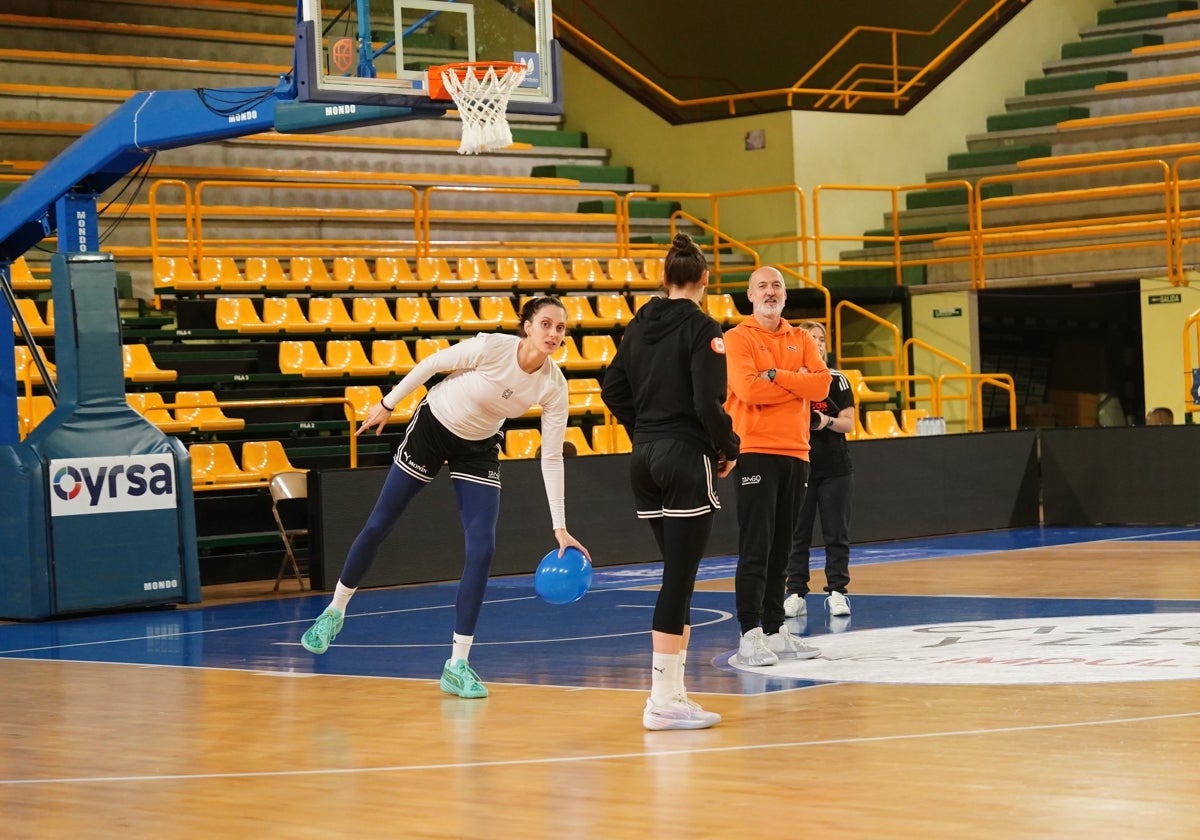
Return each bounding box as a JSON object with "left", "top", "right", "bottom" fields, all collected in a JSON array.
[
  {"left": 594, "top": 294, "right": 635, "bottom": 327},
  {"left": 123, "top": 344, "right": 177, "bottom": 383},
  {"left": 174, "top": 390, "right": 246, "bottom": 432},
  {"left": 375, "top": 257, "right": 426, "bottom": 291},
  {"left": 245, "top": 257, "right": 298, "bottom": 292},
  {"left": 333, "top": 256, "right": 390, "bottom": 292},
  {"left": 637, "top": 258, "right": 665, "bottom": 289},
  {"left": 842, "top": 368, "right": 890, "bottom": 404},
  {"left": 200, "top": 257, "right": 263, "bottom": 292},
  {"left": 562, "top": 425, "right": 596, "bottom": 456},
  {"left": 371, "top": 339, "right": 417, "bottom": 374},
  {"left": 395, "top": 296, "right": 458, "bottom": 332},
  {"left": 492, "top": 257, "right": 537, "bottom": 290},
  {"left": 9, "top": 257, "right": 49, "bottom": 291},
  {"left": 865, "top": 409, "right": 907, "bottom": 438},
  {"left": 215, "top": 297, "right": 277, "bottom": 334},
  {"left": 567, "top": 377, "right": 603, "bottom": 416},
  {"left": 551, "top": 335, "right": 591, "bottom": 371},
  {"left": 901, "top": 408, "right": 929, "bottom": 435},
  {"left": 14, "top": 344, "right": 55, "bottom": 386},
  {"left": 417, "top": 256, "right": 472, "bottom": 291},
  {"left": 390, "top": 384, "right": 427, "bottom": 423},
  {"left": 126, "top": 392, "right": 191, "bottom": 434},
  {"left": 414, "top": 337, "right": 451, "bottom": 361},
  {"left": 533, "top": 257, "right": 573, "bottom": 291},
  {"left": 703, "top": 293, "right": 745, "bottom": 326},
  {"left": 458, "top": 257, "right": 510, "bottom": 291},
  {"left": 153, "top": 256, "right": 212, "bottom": 292},
  {"left": 278, "top": 340, "right": 336, "bottom": 377},
  {"left": 189, "top": 443, "right": 256, "bottom": 485},
  {"left": 261, "top": 297, "right": 312, "bottom": 333},
  {"left": 352, "top": 297, "right": 402, "bottom": 331},
  {"left": 603, "top": 258, "right": 640, "bottom": 291},
  {"left": 591, "top": 422, "right": 633, "bottom": 454},
  {"left": 308, "top": 297, "right": 368, "bottom": 333},
  {"left": 241, "top": 440, "right": 303, "bottom": 480},
  {"left": 17, "top": 395, "right": 55, "bottom": 439},
  {"left": 567, "top": 258, "right": 606, "bottom": 291},
  {"left": 633, "top": 293, "right": 659, "bottom": 312},
  {"left": 478, "top": 295, "right": 520, "bottom": 329},
  {"left": 581, "top": 334, "right": 618, "bottom": 367},
  {"left": 502, "top": 428, "right": 541, "bottom": 460},
  {"left": 290, "top": 257, "right": 346, "bottom": 292},
  {"left": 438, "top": 296, "right": 490, "bottom": 331},
  {"left": 324, "top": 340, "right": 388, "bottom": 376},
  {"left": 343, "top": 385, "right": 384, "bottom": 422},
  {"left": 12, "top": 298, "right": 53, "bottom": 338},
  {"left": 557, "top": 295, "right": 602, "bottom": 329}
]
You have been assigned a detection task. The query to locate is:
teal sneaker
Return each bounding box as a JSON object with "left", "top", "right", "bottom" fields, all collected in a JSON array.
[
  {"left": 439, "top": 658, "right": 489, "bottom": 699},
  {"left": 301, "top": 608, "right": 344, "bottom": 654}
]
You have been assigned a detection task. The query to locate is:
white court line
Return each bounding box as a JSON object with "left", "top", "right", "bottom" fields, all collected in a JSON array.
[{"left": 2, "top": 708, "right": 1197, "bottom": 786}]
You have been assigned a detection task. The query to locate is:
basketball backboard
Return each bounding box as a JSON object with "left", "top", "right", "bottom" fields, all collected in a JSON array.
[{"left": 295, "top": 0, "right": 560, "bottom": 115}]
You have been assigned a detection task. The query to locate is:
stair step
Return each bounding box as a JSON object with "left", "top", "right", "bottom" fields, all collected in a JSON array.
[
  {"left": 906, "top": 183, "right": 1013, "bottom": 210},
  {"left": 510, "top": 128, "right": 588, "bottom": 148},
  {"left": 820, "top": 265, "right": 927, "bottom": 288},
  {"left": 1097, "top": 0, "right": 1198, "bottom": 25},
  {"left": 947, "top": 144, "right": 1052, "bottom": 170},
  {"left": 577, "top": 199, "right": 680, "bottom": 217},
  {"left": 530, "top": 164, "right": 634, "bottom": 183},
  {"left": 1060, "top": 33, "right": 1163, "bottom": 60},
  {"left": 1025, "top": 69, "right": 1127, "bottom": 96},
  {"left": 862, "top": 222, "right": 970, "bottom": 241},
  {"left": 986, "top": 106, "right": 1090, "bottom": 132}
]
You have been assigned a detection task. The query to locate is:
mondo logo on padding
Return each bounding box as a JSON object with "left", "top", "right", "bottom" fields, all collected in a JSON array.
[{"left": 52, "top": 466, "right": 83, "bottom": 501}]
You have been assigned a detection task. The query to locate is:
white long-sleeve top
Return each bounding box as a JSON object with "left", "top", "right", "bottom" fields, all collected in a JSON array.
[{"left": 382, "top": 333, "right": 569, "bottom": 529}]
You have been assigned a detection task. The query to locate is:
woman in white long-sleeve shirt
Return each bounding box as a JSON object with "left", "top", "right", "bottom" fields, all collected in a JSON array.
[{"left": 299, "top": 296, "right": 590, "bottom": 699}]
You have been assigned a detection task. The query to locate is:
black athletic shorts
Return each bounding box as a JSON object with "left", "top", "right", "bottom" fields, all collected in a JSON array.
[
  {"left": 630, "top": 437, "right": 720, "bottom": 519},
  {"left": 393, "top": 399, "right": 503, "bottom": 488}
]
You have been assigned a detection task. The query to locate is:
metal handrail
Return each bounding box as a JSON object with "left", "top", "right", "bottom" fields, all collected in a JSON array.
[
  {"left": 553, "top": 0, "right": 1018, "bottom": 115},
  {"left": 1185, "top": 307, "right": 1200, "bottom": 415},
  {"left": 936, "top": 372, "right": 1017, "bottom": 432}
]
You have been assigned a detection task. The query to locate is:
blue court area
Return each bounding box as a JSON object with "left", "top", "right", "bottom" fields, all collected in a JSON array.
[{"left": 2, "top": 526, "right": 1199, "bottom": 695}]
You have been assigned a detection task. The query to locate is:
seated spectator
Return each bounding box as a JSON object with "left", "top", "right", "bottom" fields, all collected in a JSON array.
[{"left": 1146, "top": 407, "right": 1174, "bottom": 426}]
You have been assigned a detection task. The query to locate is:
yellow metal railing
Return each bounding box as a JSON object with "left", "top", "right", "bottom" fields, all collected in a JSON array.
[
  {"left": 1185, "top": 307, "right": 1200, "bottom": 415},
  {"left": 554, "top": 0, "right": 1020, "bottom": 115},
  {"left": 834, "top": 299, "right": 903, "bottom": 382},
  {"left": 937, "top": 372, "right": 1017, "bottom": 432}
]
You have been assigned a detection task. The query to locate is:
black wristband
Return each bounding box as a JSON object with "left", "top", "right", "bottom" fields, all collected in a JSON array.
[{"left": 380, "top": 400, "right": 394, "bottom": 412}]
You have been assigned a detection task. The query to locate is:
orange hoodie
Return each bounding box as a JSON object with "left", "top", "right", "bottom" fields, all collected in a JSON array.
[{"left": 723, "top": 318, "right": 831, "bottom": 460}]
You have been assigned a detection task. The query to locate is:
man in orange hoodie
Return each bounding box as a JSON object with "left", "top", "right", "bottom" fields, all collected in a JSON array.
[{"left": 724, "top": 266, "right": 831, "bottom": 666}]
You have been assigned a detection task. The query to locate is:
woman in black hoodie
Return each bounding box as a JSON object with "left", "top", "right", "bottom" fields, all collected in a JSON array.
[{"left": 602, "top": 232, "right": 740, "bottom": 731}]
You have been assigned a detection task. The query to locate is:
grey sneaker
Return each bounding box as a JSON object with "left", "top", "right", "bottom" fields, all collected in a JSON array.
[
  {"left": 736, "top": 627, "right": 779, "bottom": 666},
  {"left": 783, "top": 593, "right": 807, "bottom": 618},
  {"left": 826, "top": 591, "right": 851, "bottom": 616},
  {"left": 765, "top": 624, "right": 821, "bottom": 660},
  {"left": 643, "top": 694, "right": 721, "bottom": 730},
  {"left": 300, "top": 608, "right": 344, "bottom": 654}
]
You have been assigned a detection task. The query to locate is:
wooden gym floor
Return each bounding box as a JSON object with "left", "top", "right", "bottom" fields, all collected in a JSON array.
[{"left": 2, "top": 525, "right": 1199, "bottom": 839}]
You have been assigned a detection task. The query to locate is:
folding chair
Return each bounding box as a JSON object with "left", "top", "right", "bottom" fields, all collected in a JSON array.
[{"left": 269, "top": 471, "right": 309, "bottom": 591}]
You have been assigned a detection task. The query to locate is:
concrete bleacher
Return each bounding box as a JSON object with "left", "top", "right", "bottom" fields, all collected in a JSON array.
[{"left": 823, "top": 0, "right": 1200, "bottom": 290}]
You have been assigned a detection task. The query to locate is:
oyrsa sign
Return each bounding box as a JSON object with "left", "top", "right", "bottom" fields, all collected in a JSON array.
[{"left": 49, "top": 454, "right": 177, "bottom": 517}]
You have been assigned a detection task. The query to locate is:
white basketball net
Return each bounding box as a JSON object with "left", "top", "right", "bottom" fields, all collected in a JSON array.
[{"left": 440, "top": 62, "right": 529, "bottom": 155}]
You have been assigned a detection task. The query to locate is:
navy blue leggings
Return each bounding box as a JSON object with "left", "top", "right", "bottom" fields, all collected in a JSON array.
[{"left": 340, "top": 465, "right": 501, "bottom": 636}]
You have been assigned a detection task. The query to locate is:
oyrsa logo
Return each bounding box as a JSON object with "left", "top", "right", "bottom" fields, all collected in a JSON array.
[
  {"left": 49, "top": 455, "right": 177, "bottom": 517},
  {"left": 53, "top": 466, "right": 83, "bottom": 500}
]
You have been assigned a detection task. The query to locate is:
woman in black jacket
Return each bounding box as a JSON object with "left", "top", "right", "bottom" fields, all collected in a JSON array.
[{"left": 602, "top": 232, "right": 740, "bottom": 731}]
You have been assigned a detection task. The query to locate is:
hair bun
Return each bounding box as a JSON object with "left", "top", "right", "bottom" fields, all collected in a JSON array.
[{"left": 671, "top": 232, "right": 693, "bottom": 250}]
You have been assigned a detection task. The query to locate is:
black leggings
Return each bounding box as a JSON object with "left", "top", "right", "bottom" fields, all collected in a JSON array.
[{"left": 649, "top": 513, "right": 714, "bottom": 635}]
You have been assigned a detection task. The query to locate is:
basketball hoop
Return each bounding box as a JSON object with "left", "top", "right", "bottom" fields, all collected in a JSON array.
[{"left": 428, "top": 61, "right": 529, "bottom": 155}]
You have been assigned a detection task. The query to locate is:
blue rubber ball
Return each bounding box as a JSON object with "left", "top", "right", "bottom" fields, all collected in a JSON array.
[{"left": 535, "top": 546, "right": 593, "bottom": 605}]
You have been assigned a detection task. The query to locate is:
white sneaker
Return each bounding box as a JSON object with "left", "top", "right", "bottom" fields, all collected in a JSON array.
[
  {"left": 826, "top": 591, "right": 851, "bottom": 616},
  {"left": 764, "top": 624, "right": 821, "bottom": 660},
  {"left": 783, "top": 593, "right": 807, "bottom": 618},
  {"left": 736, "top": 627, "right": 779, "bottom": 666},
  {"left": 643, "top": 694, "right": 721, "bottom": 730}
]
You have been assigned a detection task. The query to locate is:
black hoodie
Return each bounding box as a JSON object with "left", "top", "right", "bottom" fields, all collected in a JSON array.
[{"left": 601, "top": 297, "right": 740, "bottom": 461}]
